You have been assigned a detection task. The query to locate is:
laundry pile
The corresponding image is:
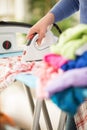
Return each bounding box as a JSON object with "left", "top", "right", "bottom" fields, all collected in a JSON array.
[{"left": 33, "top": 24, "right": 87, "bottom": 130}]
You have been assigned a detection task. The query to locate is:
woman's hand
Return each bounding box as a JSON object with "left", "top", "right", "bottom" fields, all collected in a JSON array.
[{"left": 26, "top": 12, "right": 55, "bottom": 45}]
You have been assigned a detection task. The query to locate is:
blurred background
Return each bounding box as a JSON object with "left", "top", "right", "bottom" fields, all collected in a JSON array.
[{"left": 0, "top": 0, "right": 79, "bottom": 31}]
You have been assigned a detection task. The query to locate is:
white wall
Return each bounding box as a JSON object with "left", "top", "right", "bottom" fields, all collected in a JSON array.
[{"left": 0, "top": 0, "right": 29, "bottom": 21}]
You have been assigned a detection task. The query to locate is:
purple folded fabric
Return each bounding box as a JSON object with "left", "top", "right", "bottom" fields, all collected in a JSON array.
[{"left": 45, "top": 67, "right": 87, "bottom": 98}]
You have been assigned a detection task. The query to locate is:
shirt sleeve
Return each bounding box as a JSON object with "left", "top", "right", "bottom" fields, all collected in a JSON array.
[{"left": 50, "top": 0, "right": 79, "bottom": 22}]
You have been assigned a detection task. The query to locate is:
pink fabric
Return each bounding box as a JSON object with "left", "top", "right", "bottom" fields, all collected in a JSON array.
[
  {"left": 0, "top": 56, "right": 34, "bottom": 91},
  {"left": 33, "top": 61, "right": 64, "bottom": 98},
  {"left": 44, "top": 53, "right": 68, "bottom": 69},
  {"left": 0, "top": 55, "right": 62, "bottom": 94}
]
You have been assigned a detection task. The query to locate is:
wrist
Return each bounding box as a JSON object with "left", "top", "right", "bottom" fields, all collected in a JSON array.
[
  {"left": 41, "top": 12, "right": 55, "bottom": 27},
  {"left": 45, "top": 12, "right": 55, "bottom": 25}
]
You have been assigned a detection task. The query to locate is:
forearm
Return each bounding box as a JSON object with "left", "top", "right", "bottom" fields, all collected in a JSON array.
[
  {"left": 38, "top": 12, "right": 55, "bottom": 27},
  {"left": 50, "top": 0, "right": 79, "bottom": 22}
]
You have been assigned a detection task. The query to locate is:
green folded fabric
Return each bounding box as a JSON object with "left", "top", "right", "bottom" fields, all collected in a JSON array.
[
  {"left": 59, "top": 24, "right": 87, "bottom": 44},
  {"left": 50, "top": 24, "right": 87, "bottom": 59}
]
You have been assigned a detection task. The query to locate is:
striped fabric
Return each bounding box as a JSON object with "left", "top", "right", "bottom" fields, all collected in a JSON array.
[{"left": 75, "top": 100, "right": 87, "bottom": 130}]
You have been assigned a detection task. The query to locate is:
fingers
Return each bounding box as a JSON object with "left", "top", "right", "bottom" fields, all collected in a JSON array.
[
  {"left": 37, "top": 30, "right": 46, "bottom": 45},
  {"left": 26, "top": 25, "right": 47, "bottom": 44},
  {"left": 26, "top": 27, "right": 38, "bottom": 39}
]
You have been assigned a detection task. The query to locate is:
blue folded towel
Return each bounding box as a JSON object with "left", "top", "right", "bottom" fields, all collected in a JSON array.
[{"left": 51, "top": 87, "right": 87, "bottom": 115}]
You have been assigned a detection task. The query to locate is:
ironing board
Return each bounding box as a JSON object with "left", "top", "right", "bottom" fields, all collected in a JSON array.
[
  {"left": 0, "top": 21, "right": 66, "bottom": 130},
  {"left": 15, "top": 74, "right": 67, "bottom": 130}
]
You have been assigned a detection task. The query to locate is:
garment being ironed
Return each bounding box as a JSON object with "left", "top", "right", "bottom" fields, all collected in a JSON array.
[{"left": 50, "top": 0, "right": 87, "bottom": 24}]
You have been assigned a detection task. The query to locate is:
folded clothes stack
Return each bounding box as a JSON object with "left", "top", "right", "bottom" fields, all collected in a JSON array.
[{"left": 34, "top": 24, "right": 87, "bottom": 116}]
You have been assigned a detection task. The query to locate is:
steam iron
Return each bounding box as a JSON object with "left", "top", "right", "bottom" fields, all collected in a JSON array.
[{"left": 22, "top": 30, "right": 58, "bottom": 62}]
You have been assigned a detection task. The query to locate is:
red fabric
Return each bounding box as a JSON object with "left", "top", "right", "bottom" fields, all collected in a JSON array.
[{"left": 75, "top": 100, "right": 87, "bottom": 130}]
